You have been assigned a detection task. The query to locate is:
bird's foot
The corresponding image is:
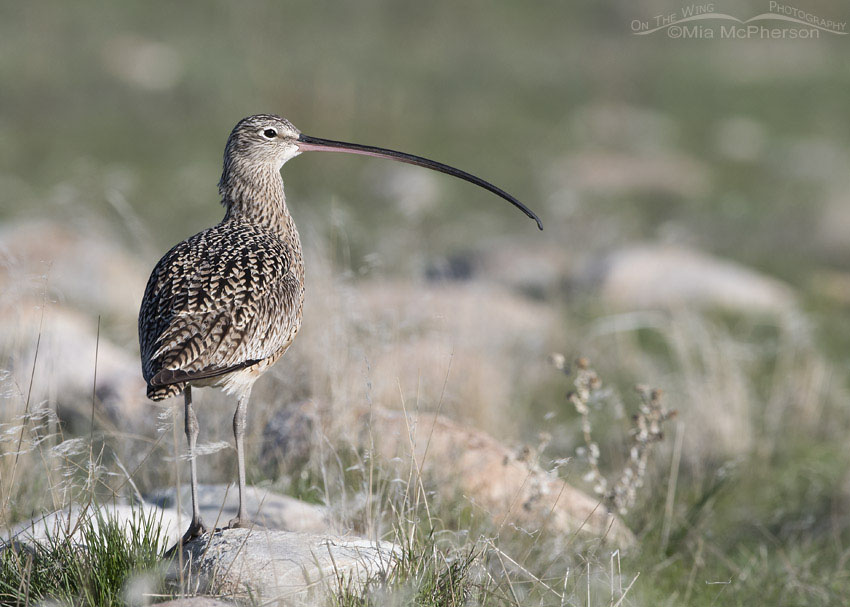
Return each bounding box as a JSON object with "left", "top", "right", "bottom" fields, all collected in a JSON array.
[
  {"left": 182, "top": 518, "right": 209, "bottom": 542},
  {"left": 226, "top": 515, "right": 252, "bottom": 529},
  {"left": 165, "top": 518, "right": 209, "bottom": 558}
]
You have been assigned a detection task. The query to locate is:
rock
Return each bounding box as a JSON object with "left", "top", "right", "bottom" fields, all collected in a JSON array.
[
  {"left": 0, "top": 219, "right": 148, "bottom": 327},
  {"left": 363, "top": 408, "right": 635, "bottom": 547},
  {"left": 6, "top": 504, "right": 391, "bottom": 604},
  {"left": 0, "top": 299, "right": 150, "bottom": 430},
  {"left": 148, "top": 484, "right": 332, "bottom": 535},
  {"left": 263, "top": 402, "right": 635, "bottom": 546},
  {"left": 6, "top": 502, "right": 181, "bottom": 551},
  {"left": 174, "top": 528, "right": 396, "bottom": 602},
  {"left": 585, "top": 244, "right": 796, "bottom": 316},
  {"left": 0, "top": 219, "right": 152, "bottom": 429}
]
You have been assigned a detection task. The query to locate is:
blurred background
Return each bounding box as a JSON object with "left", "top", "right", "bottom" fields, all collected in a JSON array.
[{"left": 2, "top": 0, "right": 850, "bottom": 604}]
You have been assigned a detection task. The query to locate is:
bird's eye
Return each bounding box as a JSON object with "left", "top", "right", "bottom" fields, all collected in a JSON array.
[{"left": 263, "top": 129, "right": 277, "bottom": 139}]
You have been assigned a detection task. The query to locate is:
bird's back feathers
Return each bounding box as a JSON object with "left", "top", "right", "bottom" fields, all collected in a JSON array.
[{"left": 138, "top": 219, "right": 303, "bottom": 401}]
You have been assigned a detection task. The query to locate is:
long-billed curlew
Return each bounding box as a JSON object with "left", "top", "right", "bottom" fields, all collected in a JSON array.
[{"left": 138, "top": 114, "right": 542, "bottom": 541}]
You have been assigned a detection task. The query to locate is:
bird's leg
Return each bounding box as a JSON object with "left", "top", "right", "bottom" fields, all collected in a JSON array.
[
  {"left": 182, "top": 385, "right": 208, "bottom": 541},
  {"left": 228, "top": 387, "right": 252, "bottom": 529}
]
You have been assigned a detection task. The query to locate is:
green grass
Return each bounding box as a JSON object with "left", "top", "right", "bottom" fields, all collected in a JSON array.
[
  {"left": 331, "top": 529, "right": 480, "bottom": 607},
  {"left": 0, "top": 506, "right": 169, "bottom": 606}
]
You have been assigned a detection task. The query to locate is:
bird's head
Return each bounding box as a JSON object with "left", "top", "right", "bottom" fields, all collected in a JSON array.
[
  {"left": 221, "top": 113, "right": 543, "bottom": 230},
  {"left": 223, "top": 114, "right": 303, "bottom": 171}
]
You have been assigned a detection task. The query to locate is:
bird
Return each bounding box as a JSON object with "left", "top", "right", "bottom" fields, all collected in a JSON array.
[{"left": 138, "top": 114, "right": 542, "bottom": 542}]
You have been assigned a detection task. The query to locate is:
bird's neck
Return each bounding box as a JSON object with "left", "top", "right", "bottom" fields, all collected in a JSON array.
[
  {"left": 219, "top": 165, "right": 294, "bottom": 235},
  {"left": 218, "top": 165, "right": 305, "bottom": 290}
]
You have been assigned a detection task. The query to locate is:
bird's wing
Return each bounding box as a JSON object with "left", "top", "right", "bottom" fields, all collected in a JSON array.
[{"left": 139, "top": 222, "right": 299, "bottom": 390}]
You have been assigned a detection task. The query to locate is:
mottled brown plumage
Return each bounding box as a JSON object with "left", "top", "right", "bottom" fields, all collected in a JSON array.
[
  {"left": 139, "top": 113, "right": 541, "bottom": 543},
  {"left": 140, "top": 115, "right": 304, "bottom": 402},
  {"left": 140, "top": 220, "right": 302, "bottom": 399}
]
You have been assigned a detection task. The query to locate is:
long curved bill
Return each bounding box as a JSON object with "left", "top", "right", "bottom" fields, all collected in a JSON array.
[{"left": 297, "top": 134, "right": 543, "bottom": 230}]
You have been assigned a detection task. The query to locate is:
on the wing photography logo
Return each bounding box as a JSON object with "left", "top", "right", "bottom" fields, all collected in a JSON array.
[{"left": 631, "top": 2, "right": 846, "bottom": 39}]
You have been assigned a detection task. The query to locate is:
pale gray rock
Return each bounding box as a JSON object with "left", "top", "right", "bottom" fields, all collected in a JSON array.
[
  {"left": 5, "top": 503, "right": 182, "bottom": 551},
  {"left": 0, "top": 219, "right": 152, "bottom": 429},
  {"left": 173, "top": 528, "right": 396, "bottom": 603},
  {"left": 149, "top": 484, "right": 332, "bottom": 534},
  {"left": 0, "top": 300, "right": 150, "bottom": 429},
  {"left": 587, "top": 244, "right": 796, "bottom": 316},
  {"left": 7, "top": 503, "right": 391, "bottom": 604},
  {"left": 0, "top": 219, "right": 148, "bottom": 326}
]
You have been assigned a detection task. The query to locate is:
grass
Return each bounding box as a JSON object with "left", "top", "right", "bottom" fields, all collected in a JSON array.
[
  {"left": 331, "top": 529, "right": 479, "bottom": 607},
  {"left": 0, "top": 506, "right": 169, "bottom": 606},
  {"left": 2, "top": 243, "right": 849, "bottom": 605},
  {"left": 311, "top": 359, "right": 670, "bottom": 606}
]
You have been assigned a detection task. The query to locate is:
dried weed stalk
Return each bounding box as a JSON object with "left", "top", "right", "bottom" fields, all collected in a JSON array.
[{"left": 551, "top": 354, "right": 676, "bottom": 515}]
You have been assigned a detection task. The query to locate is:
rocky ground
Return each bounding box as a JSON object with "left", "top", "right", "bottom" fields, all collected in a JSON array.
[{"left": 1, "top": 214, "right": 824, "bottom": 603}]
